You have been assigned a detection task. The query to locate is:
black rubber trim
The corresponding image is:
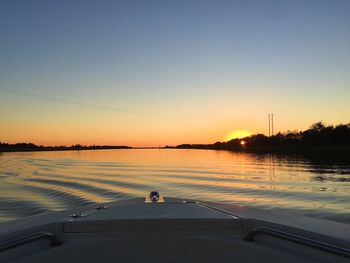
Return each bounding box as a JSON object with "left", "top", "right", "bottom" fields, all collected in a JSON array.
[
  {"left": 245, "top": 226, "right": 350, "bottom": 258},
  {"left": 0, "top": 231, "right": 62, "bottom": 252}
]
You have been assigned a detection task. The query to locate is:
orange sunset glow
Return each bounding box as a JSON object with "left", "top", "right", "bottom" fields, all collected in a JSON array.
[
  {"left": 1, "top": 3, "right": 350, "bottom": 256},
  {"left": 0, "top": 1, "right": 349, "bottom": 147},
  {"left": 224, "top": 130, "right": 252, "bottom": 141}
]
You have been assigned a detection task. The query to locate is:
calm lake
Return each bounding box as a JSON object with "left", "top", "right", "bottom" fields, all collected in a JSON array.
[{"left": 0, "top": 149, "right": 349, "bottom": 223}]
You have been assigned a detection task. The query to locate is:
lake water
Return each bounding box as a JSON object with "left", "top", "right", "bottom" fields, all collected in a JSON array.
[{"left": 0, "top": 149, "right": 349, "bottom": 223}]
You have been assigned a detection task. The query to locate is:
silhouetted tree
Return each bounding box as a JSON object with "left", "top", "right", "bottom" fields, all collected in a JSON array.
[{"left": 175, "top": 121, "right": 350, "bottom": 150}]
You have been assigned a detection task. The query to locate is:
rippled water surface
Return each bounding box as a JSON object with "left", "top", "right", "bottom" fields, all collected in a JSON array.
[{"left": 1, "top": 149, "right": 349, "bottom": 223}]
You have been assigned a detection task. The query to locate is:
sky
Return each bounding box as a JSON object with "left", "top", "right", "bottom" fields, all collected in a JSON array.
[{"left": 0, "top": 0, "right": 349, "bottom": 147}]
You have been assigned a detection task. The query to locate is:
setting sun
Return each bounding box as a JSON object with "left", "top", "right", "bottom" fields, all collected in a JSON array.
[{"left": 224, "top": 130, "right": 252, "bottom": 141}]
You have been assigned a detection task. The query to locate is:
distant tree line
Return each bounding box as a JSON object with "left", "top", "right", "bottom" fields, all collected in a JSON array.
[
  {"left": 0, "top": 143, "right": 131, "bottom": 152},
  {"left": 173, "top": 122, "right": 350, "bottom": 151}
]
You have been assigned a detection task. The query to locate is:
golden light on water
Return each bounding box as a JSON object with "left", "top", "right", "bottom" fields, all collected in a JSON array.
[{"left": 224, "top": 130, "right": 252, "bottom": 141}]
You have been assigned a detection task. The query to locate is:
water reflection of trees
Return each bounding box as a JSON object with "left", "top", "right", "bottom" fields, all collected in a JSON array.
[{"left": 245, "top": 151, "right": 350, "bottom": 183}]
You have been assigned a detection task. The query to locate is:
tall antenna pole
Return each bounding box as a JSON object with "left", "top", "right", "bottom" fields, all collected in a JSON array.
[
  {"left": 268, "top": 114, "right": 271, "bottom": 137},
  {"left": 272, "top": 114, "right": 274, "bottom": 136}
]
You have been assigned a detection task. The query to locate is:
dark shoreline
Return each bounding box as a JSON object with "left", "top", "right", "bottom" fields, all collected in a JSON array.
[
  {"left": 0, "top": 145, "right": 131, "bottom": 153},
  {"left": 2, "top": 121, "right": 349, "bottom": 154},
  {"left": 168, "top": 145, "right": 350, "bottom": 153},
  {"left": 1, "top": 145, "right": 350, "bottom": 155}
]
